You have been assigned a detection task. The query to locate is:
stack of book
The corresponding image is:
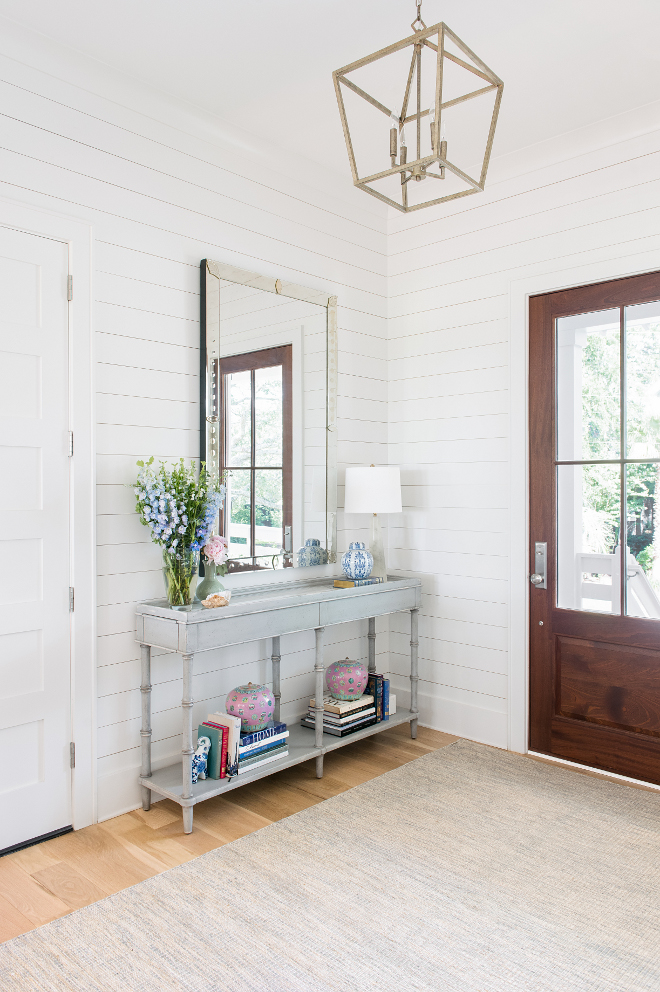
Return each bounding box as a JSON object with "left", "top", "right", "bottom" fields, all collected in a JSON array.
[
  {"left": 198, "top": 713, "right": 288, "bottom": 778},
  {"left": 301, "top": 693, "right": 376, "bottom": 737},
  {"left": 238, "top": 722, "right": 289, "bottom": 772}
]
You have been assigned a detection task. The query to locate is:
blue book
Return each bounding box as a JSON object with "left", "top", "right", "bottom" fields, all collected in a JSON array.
[
  {"left": 240, "top": 721, "right": 287, "bottom": 747},
  {"left": 239, "top": 732, "right": 289, "bottom": 759},
  {"left": 382, "top": 678, "right": 390, "bottom": 721}
]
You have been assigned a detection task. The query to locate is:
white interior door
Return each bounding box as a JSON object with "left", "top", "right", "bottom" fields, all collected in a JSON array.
[{"left": 0, "top": 226, "right": 72, "bottom": 851}]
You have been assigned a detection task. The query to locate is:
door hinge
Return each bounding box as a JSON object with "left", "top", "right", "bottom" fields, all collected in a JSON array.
[
  {"left": 68, "top": 431, "right": 74, "bottom": 457},
  {"left": 70, "top": 742, "right": 76, "bottom": 769},
  {"left": 67, "top": 275, "right": 73, "bottom": 301},
  {"left": 69, "top": 587, "right": 74, "bottom": 612}
]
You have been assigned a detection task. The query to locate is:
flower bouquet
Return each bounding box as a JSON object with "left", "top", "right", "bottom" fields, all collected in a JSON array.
[{"left": 134, "top": 458, "right": 225, "bottom": 609}]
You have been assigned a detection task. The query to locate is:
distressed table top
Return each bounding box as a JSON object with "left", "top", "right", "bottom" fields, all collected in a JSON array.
[{"left": 136, "top": 575, "right": 421, "bottom": 652}]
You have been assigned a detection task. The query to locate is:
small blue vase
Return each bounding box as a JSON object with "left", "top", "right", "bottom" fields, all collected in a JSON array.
[
  {"left": 297, "top": 538, "right": 327, "bottom": 567},
  {"left": 341, "top": 541, "right": 373, "bottom": 580}
]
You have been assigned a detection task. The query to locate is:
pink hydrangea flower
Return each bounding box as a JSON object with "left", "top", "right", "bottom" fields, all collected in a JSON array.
[{"left": 203, "top": 534, "right": 229, "bottom": 565}]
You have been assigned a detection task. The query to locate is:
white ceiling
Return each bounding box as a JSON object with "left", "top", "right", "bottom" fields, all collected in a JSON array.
[{"left": 2, "top": 0, "right": 660, "bottom": 179}]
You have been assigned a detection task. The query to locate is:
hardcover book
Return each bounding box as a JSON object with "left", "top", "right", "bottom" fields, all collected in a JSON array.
[
  {"left": 301, "top": 716, "right": 377, "bottom": 737},
  {"left": 382, "top": 678, "right": 390, "bottom": 721},
  {"left": 205, "top": 712, "right": 242, "bottom": 777},
  {"left": 240, "top": 721, "right": 287, "bottom": 747},
  {"left": 239, "top": 747, "right": 289, "bottom": 772},
  {"left": 366, "top": 674, "right": 383, "bottom": 722},
  {"left": 309, "top": 693, "right": 374, "bottom": 716},
  {"left": 198, "top": 723, "right": 228, "bottom": 780},
  {"left": 306, "top": 707, "right": 375, "bottom": 725},
  {"left": 239, "top": 731, "right": 289, "bottom": 757},
  {"left": 333, "top": 577, "right": 384, "bottom": 588}
]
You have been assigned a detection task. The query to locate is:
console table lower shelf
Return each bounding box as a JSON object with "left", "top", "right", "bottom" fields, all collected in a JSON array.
[{"left": 139, "top": 710, "right": 414, "bottom": 807}]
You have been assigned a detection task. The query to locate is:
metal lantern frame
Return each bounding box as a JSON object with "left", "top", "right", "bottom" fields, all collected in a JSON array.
[{"left": 332, "top": 18, "right": 503, "bottom": 213}]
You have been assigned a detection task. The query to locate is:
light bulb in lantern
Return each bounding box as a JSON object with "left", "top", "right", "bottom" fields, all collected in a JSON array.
[
  {"left": 389, "top": 112, "right": 399, "bottom": 167},
  {"left": 439, "top": 119, "right": 447, "bottom": 179}
]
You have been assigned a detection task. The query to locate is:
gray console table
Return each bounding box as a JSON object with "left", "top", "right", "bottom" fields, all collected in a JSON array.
[{"left": 136, "top": 575, "right": 421, "bottom": 833}]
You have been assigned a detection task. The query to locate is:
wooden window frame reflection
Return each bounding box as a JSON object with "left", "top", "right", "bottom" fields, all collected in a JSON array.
[{"left": 220, "top": 345, "right": 292, "bottom": 572}]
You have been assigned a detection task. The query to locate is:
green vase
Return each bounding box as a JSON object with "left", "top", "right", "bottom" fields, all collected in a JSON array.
[
  {"left": 162, "top": 546, "right": 200, "bottom": 610},
  {"left": 196, "top": 560, "right": 225, "bottom": 602}
]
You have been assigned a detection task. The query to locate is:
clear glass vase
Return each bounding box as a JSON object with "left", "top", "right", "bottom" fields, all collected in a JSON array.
[
  {"left": 196, "top": 560, "right": 225, "bottom": 602},
  {"left": 162, "top": 547, "right": 200, "bottom": 610}
]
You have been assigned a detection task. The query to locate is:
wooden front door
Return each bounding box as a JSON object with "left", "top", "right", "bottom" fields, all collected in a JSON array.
[{"left": 529, "top": 271, "right": 660, "bottom": 784}]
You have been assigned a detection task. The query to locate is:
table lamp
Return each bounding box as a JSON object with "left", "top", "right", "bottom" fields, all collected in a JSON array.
[{"left": 343, "top": 465, "right": 402, "bottom": 580}]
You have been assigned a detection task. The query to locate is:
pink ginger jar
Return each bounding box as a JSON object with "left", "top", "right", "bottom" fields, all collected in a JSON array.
[
  {"left": 226, "top": 682, "right": 275, "bottom": 732},
  {"left": 325, "top": 657, "right": 368, "bottom": 701}
]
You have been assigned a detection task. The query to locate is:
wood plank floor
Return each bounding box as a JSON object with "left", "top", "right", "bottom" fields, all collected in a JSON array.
[{"left": 0, "top": 724, "right": 458, "bottom": 943}]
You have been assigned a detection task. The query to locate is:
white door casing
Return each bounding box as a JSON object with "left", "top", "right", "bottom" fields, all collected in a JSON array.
[{"left": 0, "top": 227, "right": 72, "bottom": 849}]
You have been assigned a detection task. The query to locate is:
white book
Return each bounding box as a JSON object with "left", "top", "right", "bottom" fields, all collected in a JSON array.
[
  {"left": 206, "top": 712, "right": 242, "bottom": 776},
  {"left": 239, "top": 750, "right": 289, "bottom": 774},
  {"left": 239, "top": 731, "right": 289, "bottom": 755}
]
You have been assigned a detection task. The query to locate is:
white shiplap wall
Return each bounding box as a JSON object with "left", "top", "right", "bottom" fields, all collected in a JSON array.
[
  {"left": 386, "top": 119, "right": 660, "bottom": 748},
  {"left": 0, "top": 29, "right": 389, "bottom": 819}
]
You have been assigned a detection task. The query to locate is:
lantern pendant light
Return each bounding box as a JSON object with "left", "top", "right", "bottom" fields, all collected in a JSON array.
[{"left": 332, "top": 1, "right": 503, "bottom": 213}]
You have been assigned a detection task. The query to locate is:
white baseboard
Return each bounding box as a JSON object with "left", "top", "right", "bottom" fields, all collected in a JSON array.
[{"left": 393, "top": 682, "right": 508, "bottom": 749}]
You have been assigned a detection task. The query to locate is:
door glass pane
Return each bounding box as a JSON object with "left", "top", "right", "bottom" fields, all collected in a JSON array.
[
  {"left": 255, "top": 469, "right": 282, "bottom": 559},
  {"left": 625, "top": 462, "right": 660, "bottom": 617},
  {"left": 226, "top": 370, "right": 251, "bottom": 467},
  {"left": 255, "top": 365, "right": 282, "bottom": 467},
  {"left": 625, "top": 300, "right": 660, "bottom": 459},
  {"left": 556, "top": 309, "right": 620, "bottom": 460},
  {"left": 226, "top": 469, "right": 251, "bottom": 559},
  {"left": 557, "top": 463, "right": 620, "bottom": 612}
]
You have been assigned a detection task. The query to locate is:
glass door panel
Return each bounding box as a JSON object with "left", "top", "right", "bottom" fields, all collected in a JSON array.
[
  {"left": 556, "top": 309, "right": 620, "bottom": 461},
  {"left": 226, "top": 370, "right": 251, "bottom": 467},
  {"left": 255, "top": 469, "right": 283, "bottom": 559},
  {"left": 625, "top": 300, "right": 660, "bottom": 458},
  {"left": 557, "top": 464, "right": 620, "bottom": 613},
  {"left": 625, "top": 462, "right": 660, "bottom": 618}
]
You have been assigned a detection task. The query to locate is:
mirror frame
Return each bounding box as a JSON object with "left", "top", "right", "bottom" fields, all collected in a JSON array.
[{"left": 200, "top": 259, "right": 338, "bottom": 566}]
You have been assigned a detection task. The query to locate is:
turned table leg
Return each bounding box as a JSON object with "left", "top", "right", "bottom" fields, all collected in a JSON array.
[
  {"left": 272, "top": 635, "right": 281, "bottom": 724},
  {"left": 314, "top": 626, "right": 325, "bottom": 778},
  {"left": 140, "top": 644, "right": 152, "bottom": 811},
  {"left": 410, "top": 608, "right": 419, "bottom": 739},
  {"left": 182, "top": 651, "right": 195, "bottom": 833}
]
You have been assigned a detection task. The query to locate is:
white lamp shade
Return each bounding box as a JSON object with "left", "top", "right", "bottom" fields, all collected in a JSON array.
[{"left": 344, "top": 466, "right": 402, "bottom": 514}]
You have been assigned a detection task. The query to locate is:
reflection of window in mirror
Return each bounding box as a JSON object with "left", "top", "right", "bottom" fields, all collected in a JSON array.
[{"left": 219, "top": 345, "right": 292, "bottom": 571}]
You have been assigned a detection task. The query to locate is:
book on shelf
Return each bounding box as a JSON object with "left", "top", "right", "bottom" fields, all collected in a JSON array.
[
  {"left": 309, "top": 693, "right": 374, "bottom": 716},
  {"left": 205, "top": 712, "right": 242, "bottom": 777},
  {"left": 301, "top": 716, "right": 377, "bottom": 737},
  {"left": 366, "top": 674, "right": 384, "bottom": 722},
  {"left": 382, "top": 678, "right": 390, "bottom": 721},
  {"left": 239, "top": 731, "right": 289, "bottom": 758},
  {"left": 306, "top": 707, "right": 375, "bottom": 726},
  {"left": 240, "top": 721, "right": 287, "bottom": 747},
  {"left": 333, "top": 577, "right": 384, "bottom": 588},
  {"left": 198, "top": 723, "right": 228, "bottom": 780},
  {"left": 239, "top": 745, "right": 289, "bottom": 771}
]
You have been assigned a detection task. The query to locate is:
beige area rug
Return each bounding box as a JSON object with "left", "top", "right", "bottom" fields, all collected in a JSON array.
[{"left": 1, "top": 739, "right": 660, "bottom": 991}]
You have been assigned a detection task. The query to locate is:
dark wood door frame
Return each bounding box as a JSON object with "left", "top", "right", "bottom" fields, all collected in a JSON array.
[{"left": 529, "top": 270, "right": 660, "bottom": 784}]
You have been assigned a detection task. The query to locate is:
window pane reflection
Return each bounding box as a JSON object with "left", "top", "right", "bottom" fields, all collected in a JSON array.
[
  {"left": 226, "top": 370, "right": 251, "bottom": 467},
  {"left": 556, "top": 309, "right": 620, "bottom": 461},
  {"left": 557, "top": 463, "right": 620, "bottom": 613},
  {"left": 255, "top": 470, "right": 282, "bottom": 558},
  {"left": 626, "top": 462, "right": 660, "bottom": 618},
  {"left": 227, "top": 469, "right": 251, "bottom": 559},
  {"left": 255, "top": 365, "right": 282, "bottom": 467},
  {"left": 625, "top": 300, "right": 660, "bottom": 459}
]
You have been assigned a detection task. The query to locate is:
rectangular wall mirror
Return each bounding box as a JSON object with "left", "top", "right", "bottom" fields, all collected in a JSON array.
[{"left": 201, "top": 260, "right": 338, "bottom": 572}]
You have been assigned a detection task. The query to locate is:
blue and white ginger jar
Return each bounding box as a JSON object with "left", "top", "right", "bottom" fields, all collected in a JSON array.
[
  {"left": 341, "top": 541, "right": 373, "bottom": 580},
  {"left": 297, "top": 538, "right": 327, "bottom": 567}
]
